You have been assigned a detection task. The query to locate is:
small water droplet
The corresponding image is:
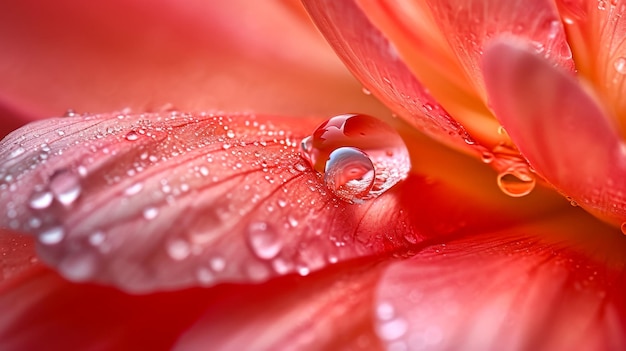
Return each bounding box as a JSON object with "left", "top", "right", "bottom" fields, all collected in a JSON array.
[
  {"left": 226, "top": 129, "right": 236, "bottom": 139},
  {"left": 324, "top": 147, "right": 375, "bottom": 203},
  {"left": 362, "top": 87, "right": 372, "bottom": 95},
  {"left": 497, "top": 168, "right": 536, "bottom": 197},
  {"left": 9, "top": 147, "right": 25, "bottom": 158},
  {"left": 246, "top": 221, "right": 282, "bottom": 260},
  {"left": 143, "top": 207, "right": 159, "bottom": 220},
  {"left": 297, "top": 265, "right": 310, "bottom": 276},
  {"left": 481, "top": 151, "right": 494, "bottom": 164},
  {"left": 621, "top": 222, "right": 626, "bottom": 235},
  {"left": 167, "top": 239, "right": 191, "bottom": 261},
  {"left": 196, "top": 267, "right": 215, "bottom": 285},
  {"left": 300, "top": 114, "right": 411, "bottom": 203},
  {"left": 210, "top": 256, "right": 226, "bottom": 272},
  {"left": 39, "top": 226, "right": 65, "bottom": 245},
  {"left": 49, "top": 170, "right": 81, "bottom": 206},
  {"left": 124, "top": 182, "right": 143, "bottom": 196},
  {"left": 89, "top": 231, "right": 106, "bottom": 246},
  {"left": 29, "top": 190, "right": 54, "bottom": 209},
  {"left": 378, "top": 317, "right": 408, "bottom": 341},
  {"left": 125, "top": 131, "right": 139, "bottom": 141},
  {"left": 615, "top": 57, "right": 626, "bottom": 74}
]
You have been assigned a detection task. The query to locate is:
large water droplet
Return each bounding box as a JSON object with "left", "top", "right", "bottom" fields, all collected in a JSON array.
[
  {"left": 497, "top": 168, "right": 536, "bottom": 197},
  {"left": 300, "top": 114, "right": 411, "bottom": 203},
  {"left": 49, "top": 170, "right": 81, "bottom": 206},
  {"left": 246, "top": 221, "right": 282, "bottom": 260}
]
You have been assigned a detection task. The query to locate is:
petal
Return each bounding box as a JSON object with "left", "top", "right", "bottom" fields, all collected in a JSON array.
[
  {"left": 174, "top": 259, "right": 385, "bottom": 351},
  {"left": 0, "top": 111, "right": 567, "bottom": 292},
  {"left": 374, "top": 210, "right": 626, "bottom": 350},
  {"left": 312, "top": 0, "right": 573, "bottom": 151},
  {"left": 483, "top": 40, "right": 626, "bottom": 227},
  {"left": 0, "top": 229, "right": 37, "bottom": 282},
  {"left": 0, "top": 0, "right": 387, "bottom": 118},
  {"left": 556, "top": 0, "right": 626, "bottom": 129},
  {"left": 0, "top": 267, "right": 228, "bottom": 350},
  {"left": 302, "top": 0, "right": 481, "bottom": 155}
]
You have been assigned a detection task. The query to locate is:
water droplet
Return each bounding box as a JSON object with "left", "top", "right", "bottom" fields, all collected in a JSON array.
[
  {"left": 497, "top": 168, "right": 536, "bottom": 197},
  {"left": 362, "top": 87, "right": 372, "bottom": 95},
  {"left": 378, "top": 317, "right": 408, "bottom": 341},
  {"left": 167, "top": 239, "right": 191, "bottom": 261},
  {"left": 210, "top": 256, "right": 226, "bottom": 272},
  {"left": 324, "top": 147, "right": 375, "bottom": 203},
  {"left": 481, "top": 151, "right": 494, "bottom": 164},
  {"left": 621, "top": 222, "right": 626, "bottom": 235},
  {"left": 143, "top": 207, "right": 159, "bottom": 220},
  {"left": 29, "top": 190, "right": 54, "bottom": 209},
  {"left": 124, "top": 182, "right": 143, "bottom": 196},
  {"left": 9, "top": 147, "right": 25, "bottom": 158},
  {"left": 39, "top": 226, "right": 65, "bottom": 245},
  {"left": 297, "top": 265, "right": 310, "bottom": 276},
  {"left": 615, "top": 57, "right": 626, "bottom": 74},
  {"left": 300, "top": 114, "right": 411, "bottom": 203},
  {"left": 89, "top": 231, "right": 106, "bottom": 246},
  {"left": 226, "top": 129, "right": 236, "bottom": 139},
  {"left": 49, "top": 170, "right": 81, "bottom": 206},
  {"left": 246, "top": 221, "right": 282, "bottom": 260},
  {"left": 125, "top": 131, "right": 139, "bottom": 141},
  {"left": 196, "top": 267, "right": 214, "bottom": 285},
  {"left": 59, "top": 253, "right": 96, "bottom": 281}
]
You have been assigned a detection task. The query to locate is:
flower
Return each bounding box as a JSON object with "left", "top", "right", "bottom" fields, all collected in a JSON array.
[{"left": 1, "top": 0, "right": 626, "bottom": 350}]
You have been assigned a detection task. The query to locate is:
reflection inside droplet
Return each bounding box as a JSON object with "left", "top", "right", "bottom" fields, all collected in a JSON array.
[
  {"left": 324, "top": 147, "right": 375, "bottom": 203},
  {"left": 300, "top": 114, "right": 411, "bottom": 203}
]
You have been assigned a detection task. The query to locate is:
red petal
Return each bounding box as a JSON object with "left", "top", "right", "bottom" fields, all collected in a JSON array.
[
  {"left": 174, "top": 258, "right": 385, "bottom": 351},
  {"left": 0, "top": 267, "right": 228, "bottom": 350},
  {"left": 0, "top": 229, "right": 37, "bottom": 282},
  {"left": 302, "top": 0, "right": 479, "bottom": 154},
  {"left": 374, "top": 210, "right": 626, "bottom": 350},
  {"left": 0, "top": 0, "right": 387, "bottom": 118},
  {"left": 0, "top": 111, "right": 566, "bottom": 292},
  {"left": 483, "top": 41, "right": 626, "bottom": 227}
]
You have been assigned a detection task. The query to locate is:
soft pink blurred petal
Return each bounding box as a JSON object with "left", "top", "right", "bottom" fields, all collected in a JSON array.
[
  {"left": 0, "top": 110, "right": 566, "bottom": 292},
  {"left": 483, "top": 40, "right": 626, "bottom": 227},
  {"left": 374, "top": 210, "right": 626, "bottom": 351},
  {"left": 0, "top": 0, "right": 388, "bottom": 124}
]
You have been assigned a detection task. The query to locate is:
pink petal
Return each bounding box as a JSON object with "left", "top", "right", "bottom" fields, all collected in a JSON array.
[
  {"left": 483, "top": 40, "right": 626, "bottom": 227},
  {"left": 302, "top": 0, "right": 480, "bottom": 154},
  {"left": 374, "top": 210, "right": 626, "bottom": 350},
  {"left": 0, "top": 0, "right": 387, "bottom": 119},
  {"left": 174, "top": 259, "right": 385, "bottom": 351},
  {"left": 0, "top": 111, "right": 567, "bottom": 292}
]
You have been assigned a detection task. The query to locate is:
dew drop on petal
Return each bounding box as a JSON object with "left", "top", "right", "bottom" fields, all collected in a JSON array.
[
  {"left": 300, "top": 114, "right": 411, "bottom": 203},
  {"left": 497, "top": 168, "right": 536, "bottom": 197},
  {"left": 621, "top": 222, "right": 626, "bottom": 235},
  {"left": 615, "top": 57, "right": 626, "bottom": 75},
  {"left": 125, "top": 131, "right": 139, "bottom": 141},
  {"left": 143, "top": 207, "right": 159, "bottom": 220},
  {"left": 39, "top": 226, "right": 65, "bottom": 245},
  {"left": 29, "top": 190, "right": 54, "bottom": 210},
  {"left": 49, "top": 170, "right": 82, "bottom": 206},
  {"left": 167, "top": 239, "right": 191, "bottom": 261},
  {"left": 246, "top": 221, "right": 282, "bottom": 260}
]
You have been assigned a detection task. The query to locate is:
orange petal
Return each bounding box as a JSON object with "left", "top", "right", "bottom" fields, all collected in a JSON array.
[
  {"left": 303, "top": 0, "right": 481, "bottom": 155},
  {"left": 0, "top": 0, "right": 387, "bottom": 119},
  {"left": 556, "top": 0, "right": 626, "bottom": 136},
  {"left": 375, "top": 210, "right": 626, "bottom": 350},
  {"left": 483, "top": 40, "right": 626, "bottom": 228}
]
